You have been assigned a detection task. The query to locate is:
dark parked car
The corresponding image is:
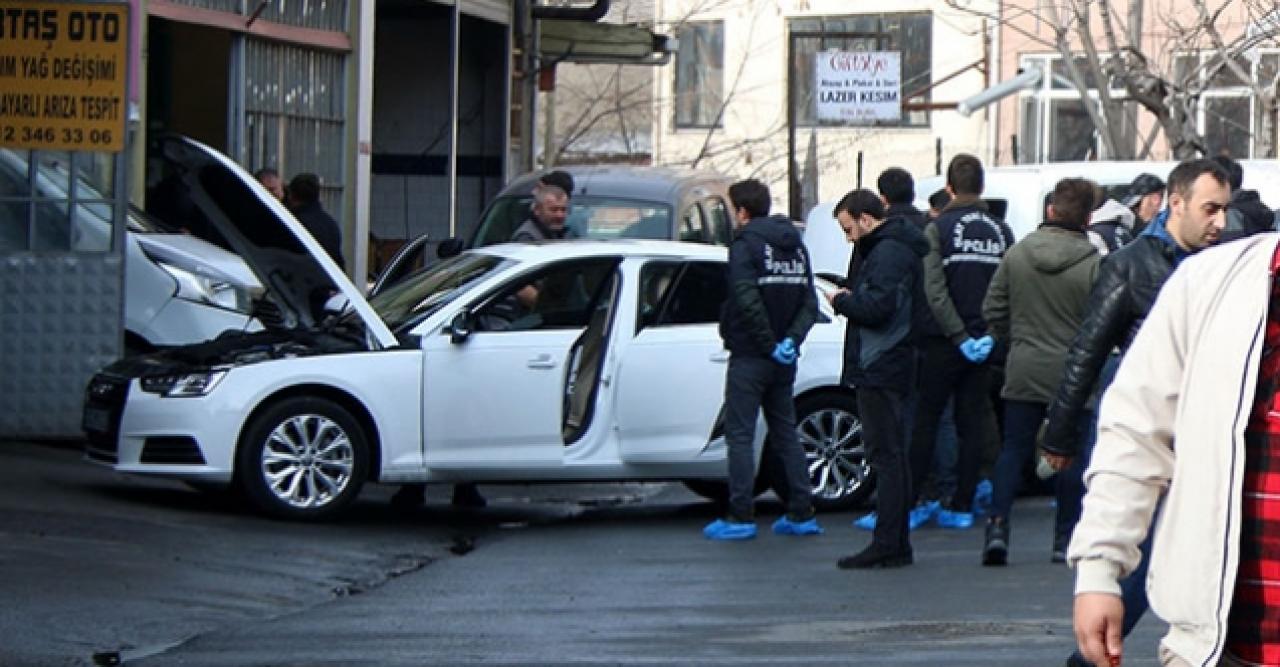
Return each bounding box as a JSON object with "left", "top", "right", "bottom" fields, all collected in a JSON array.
[{"left": 438, "top": 165, "right": 735, "bottom": 258}]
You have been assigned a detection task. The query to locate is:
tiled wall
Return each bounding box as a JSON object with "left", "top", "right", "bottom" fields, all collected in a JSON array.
[{"left": 0, "top": 255, "right": 122, "bottom": 438}]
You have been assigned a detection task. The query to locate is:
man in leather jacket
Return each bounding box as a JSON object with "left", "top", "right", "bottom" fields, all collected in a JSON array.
[{"left": 1041, "top": 158, "right": 1231, "bottom": 667}]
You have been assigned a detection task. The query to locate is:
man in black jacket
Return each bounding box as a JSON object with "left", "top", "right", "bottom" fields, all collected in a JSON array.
[
  {"left": 1042, "top": 158, "right": 1231, "bottom": 667},
  {"left": 287, "top": 173, "right": 345, "bottom": 270},
  {"left": 706, "top": 179, "right": 822, "bottom": 541},
  {"left": 828, "top": 188, "right": 929, "bottom": 569},
  {"left": 1214, "top": 155, "right": 1275, "bottom": 243}
]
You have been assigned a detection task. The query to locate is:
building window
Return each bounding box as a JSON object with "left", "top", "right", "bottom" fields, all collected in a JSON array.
[
  {"left": 1019, "top": 50, "right": 1280, "bottom": 161},
  {"left": 0, "top": 150, "right": 118, "bottom": 252},
  {"left": 788, "top": 13, "right": 932, "bottom": 128},
  {"left": 1176, "top": 51, "right": 1278, "bottom": 158},
  {"left": 673, "top": 21, "right": 724, "bottom": 129},
  {"left": 1017, "top": 53, "right": 1134, "bottom": 162}
]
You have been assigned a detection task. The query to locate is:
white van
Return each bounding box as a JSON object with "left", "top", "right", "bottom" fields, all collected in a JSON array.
[
  {"left": 0, "top": 149, "right": 263, "bottom": 354},
  {"left": 805, "top": 160, "right": 1280, "bottom": 279}
]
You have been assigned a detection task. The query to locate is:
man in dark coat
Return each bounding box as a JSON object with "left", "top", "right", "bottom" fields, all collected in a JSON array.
[
  {"left": 828, "top": 188, "right": 929, "bottom": 569},
  {"left": 1214, "top": 155, "right": 1274, "bottom": 243},
  {"left": 706, "top": 178, "right": 822, "bottom": 540},
  {"left": 287, "top": 173, "right": 345, "bottom": 270}
]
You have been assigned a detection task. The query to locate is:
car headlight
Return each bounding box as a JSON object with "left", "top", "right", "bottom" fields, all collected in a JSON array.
[
  {"left": 140, "top": 370, "right": 227, "bottom": 397},
  {"left": 159, "top": 261, "right": 254, "bottom": 313}
]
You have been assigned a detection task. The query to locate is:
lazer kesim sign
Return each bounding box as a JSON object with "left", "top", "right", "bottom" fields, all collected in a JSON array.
[
  {"left": 0, "top": 2, "right": 128, "bottom": 151},
  {"left": 814, "top": 50, "right": 901, "bottom": 124}
]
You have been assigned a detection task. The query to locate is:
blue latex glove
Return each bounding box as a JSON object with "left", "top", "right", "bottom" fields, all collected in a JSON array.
[
  {"left": 973, "top": 335, "right": 995, "bottom": 362},
  {"left": 772, "top": 338, "right": 798, "bottom": 365},
  {"left": 958, "top": 337, "right": 983, "bottom": 363}
]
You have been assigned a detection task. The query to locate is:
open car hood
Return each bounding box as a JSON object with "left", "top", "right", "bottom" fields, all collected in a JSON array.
[{"left": 153, "top": 135, "right": 396, "bottom": 349}]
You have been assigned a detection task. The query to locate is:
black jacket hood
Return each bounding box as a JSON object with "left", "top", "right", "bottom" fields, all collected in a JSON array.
[
  {"left": 887, "top": 202, "right": 927, "bottom": 230},
  {"left": 863, "top": 216, "right": 930, "bottom": 258},
  {"left": 739, "top": 214, "right": 801, "bottom": 250}
]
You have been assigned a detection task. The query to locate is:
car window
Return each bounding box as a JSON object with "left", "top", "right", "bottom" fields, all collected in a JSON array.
[
  {"left": 704, "top": 197, "right": 733, "bottom": 245},
  {"left": 472, "top": 195, "right": 674, "bottom": 246},
  {"left": 679, "top": 204, "right": 705, "bottom": 242},
  {"left": 473, "top": 258, "right": 620, "bottom": 333},
  {"left": 637, "top": 262, "right": 682, "bottom": 331},
  {"left": 983, "top": 198, "right": 1009, "bottom": 221},
  {"left": 364, "top": 252, "right": 510, "bottom": 333},
  {"left": 637, "top": 260, "right": 726, "bottom": 332}
]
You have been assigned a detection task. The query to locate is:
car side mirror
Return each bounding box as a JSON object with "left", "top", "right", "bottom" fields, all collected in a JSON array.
[
  {"left": 437, "top": 236, "right": 465, "bottom": 259},
  {"left": 448, "top": 311, "right": 472, "bottom": 344}
]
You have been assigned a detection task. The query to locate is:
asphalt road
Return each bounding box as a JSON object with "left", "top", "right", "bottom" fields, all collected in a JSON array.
[{"left": 1, "top": 441, "right": 1167, "bottom": 666}]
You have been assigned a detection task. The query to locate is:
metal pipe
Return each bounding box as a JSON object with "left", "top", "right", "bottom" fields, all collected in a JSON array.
[
  {"left": 957, "top": 66, "right": 1042, "bottom": 117},
  {"left": 448, "top": 0, "right": 461, "bottom": 236}
]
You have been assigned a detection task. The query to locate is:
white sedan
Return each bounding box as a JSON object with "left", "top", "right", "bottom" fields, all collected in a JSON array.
[{"left": 83, "top": 137, "right": 869, "bottom": 520}]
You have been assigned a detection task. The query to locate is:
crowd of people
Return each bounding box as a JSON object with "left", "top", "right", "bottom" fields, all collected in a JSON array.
[
  {"left": 344, "top": 153, "right": 1278, "bottom": 665},
  {"left": 703, "top": 153, "right": 1280, "bottom": 666}
]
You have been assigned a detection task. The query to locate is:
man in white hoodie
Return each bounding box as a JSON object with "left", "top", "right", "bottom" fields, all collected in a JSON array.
[
  {"left": 1086, "top": 199, "right": 1137, "bottom": 256},
  {"left": 1069, "top": 165, "right": 1256, "bottom": 667}
]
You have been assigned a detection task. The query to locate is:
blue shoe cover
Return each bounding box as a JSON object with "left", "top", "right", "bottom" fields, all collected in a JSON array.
[
  {"left": 935, "top": 509, "right": 975, "bottom": 529},
  {"left": 703, "top": 518, "right": 757, "bottom": 540},
  {"left": 772, "top": 515, "right": 824, "bottom": 536},
  {"left": 908, "top": 500, "right": 940, "bottom": 530},
  {"left": 972, "top": 479, "right": 994, "bottom": 517},
  {"left": 852, "top": 511, "right": 877, "bottom": 530}
]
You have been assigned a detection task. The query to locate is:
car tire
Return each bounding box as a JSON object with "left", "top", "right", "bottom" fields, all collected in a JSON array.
[
  {"left": 236, "top": 396, "right": 369, "bottom": 520},
  {"left": 785, "top": 391, "right": 873, "bottom": 512}
]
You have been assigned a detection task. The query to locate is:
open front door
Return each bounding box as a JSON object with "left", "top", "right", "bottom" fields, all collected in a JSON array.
[
  {"left": 422, "top": 257, "right": 622, "bottom": 469},
  {"left": 615, "top": 261, "right": 730, "bottom": 462}
]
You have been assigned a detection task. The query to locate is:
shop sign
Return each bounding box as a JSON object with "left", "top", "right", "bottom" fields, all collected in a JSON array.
[
  {"left": 814, "top": 50, "right": 901, "bottom": 124},
  {"left": 0, "top": 1, "right": 129, "bottom": 151}
]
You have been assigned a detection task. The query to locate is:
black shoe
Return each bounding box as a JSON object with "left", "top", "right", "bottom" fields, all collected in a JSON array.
[
  {"left": 837, "top": 543, "right": 913, "bottom": 569},
  {"left": 1064, "top": 653, "right": 1091, "bottom": 667},
  {"left": 982, "top": 518, "right": 1009, "bottom": 566},
  {"left": 390, "top": 484, "right": 426, "bottom": 511},
  {"left": 451, "top": 483, "right": 487, "bottom": 509},
  {"left": 1052, "top": 533, "right": 1070, "bottom": 563}
]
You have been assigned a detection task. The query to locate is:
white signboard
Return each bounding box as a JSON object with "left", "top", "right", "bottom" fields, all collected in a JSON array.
[{"left": 814, "top": 50, "right": 901, "bottom": 123}]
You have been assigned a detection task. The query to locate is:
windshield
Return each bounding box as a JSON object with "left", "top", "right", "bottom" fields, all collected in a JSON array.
[
  {"left": 472, "top": 195, "right": 673, "bottom": 247},
  {"left": 365, "top": 252, "right": 510, "bottom": 332}
]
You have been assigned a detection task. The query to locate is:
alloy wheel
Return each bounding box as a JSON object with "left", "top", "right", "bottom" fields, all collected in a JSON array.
[
  {"left": 797, "top": 406, "right": 868, "bottom": 503},
  {"left": 260, "top": 413, "right": 356, "bottom": 510}
]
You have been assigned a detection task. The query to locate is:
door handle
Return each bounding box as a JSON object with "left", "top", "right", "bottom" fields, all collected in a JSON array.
[
  {"left": 709, "top": 351, "right": 730, "bottom": 363},
  {"left": 527, "top": 353, "right": 557, "bottom": 369}
]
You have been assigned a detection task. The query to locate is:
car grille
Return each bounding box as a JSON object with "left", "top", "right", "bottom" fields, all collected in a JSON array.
[
  {"left": 141, "top": 436, "right": 206, "bottom": 465},
  {"left": 83, "top": 373, "right": 129, "bottom": 463}
]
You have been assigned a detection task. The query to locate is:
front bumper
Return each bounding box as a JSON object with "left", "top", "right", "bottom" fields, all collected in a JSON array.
[{"left": 83, "top": 373, "right": 239, "bottom": 482}]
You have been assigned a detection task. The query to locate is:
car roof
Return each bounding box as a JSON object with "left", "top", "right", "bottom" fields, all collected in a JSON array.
[
  {"left": 499, "top": 165, "right": 731, "bottom": 203},
  {"left": 470, "top": 239, "right": 728, "bottom": 263}
]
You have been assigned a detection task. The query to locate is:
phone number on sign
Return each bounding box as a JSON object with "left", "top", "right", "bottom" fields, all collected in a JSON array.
[{"left": 1, "top": 125, "right": 114, "bottom": 146}]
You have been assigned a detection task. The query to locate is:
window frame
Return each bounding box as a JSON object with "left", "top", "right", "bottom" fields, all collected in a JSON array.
[
  {"left": 469, "top": 257, "right": 623, "bottom": 333},
  {"left": 673, "top": 20, "right": 725, "bottom": 130}
]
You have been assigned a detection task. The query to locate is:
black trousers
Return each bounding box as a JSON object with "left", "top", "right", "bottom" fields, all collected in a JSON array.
[
  {"left": 858, "top": 386, "right": 911, "bottom": 552},
  {"left": 908, "top": 337, "right": 998, "bottom": 512}
]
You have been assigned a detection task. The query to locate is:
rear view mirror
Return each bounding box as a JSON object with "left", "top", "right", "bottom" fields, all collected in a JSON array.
[{"left": 448, "top": 311, "right": 472, "bottom": 344}]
